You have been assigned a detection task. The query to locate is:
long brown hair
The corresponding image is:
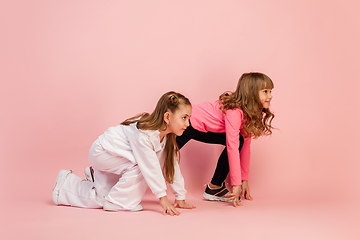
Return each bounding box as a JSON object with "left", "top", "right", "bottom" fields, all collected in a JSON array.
[
  {"left": 219, "top": 72, "right": 275, "bottom": 138},
  {"left": 121, "top": 91, "right": 191, "bottom": 183}
]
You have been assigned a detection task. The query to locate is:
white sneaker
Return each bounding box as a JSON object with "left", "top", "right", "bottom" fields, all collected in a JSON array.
[
  {"left": 202, "top": 182, "right": 240, "bottom": 203},
  {"left": 203, "top": 182, "right": 230, "bottom": 202},
  {"left": 52, "top": 170, "right": 72, "bottom": 205},
  {"left": 103, "top": 201, "right": 143, "bottom": 212},
  {"left": 84, "top": 166, "right": 94, "bottom": 182}
]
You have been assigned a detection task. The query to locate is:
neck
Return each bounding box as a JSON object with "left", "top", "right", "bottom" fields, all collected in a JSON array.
[{"left": 159, "top": 128, "right": 170, "bottom": 142}]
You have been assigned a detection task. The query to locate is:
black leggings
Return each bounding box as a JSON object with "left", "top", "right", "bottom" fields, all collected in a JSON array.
[{"left": 176, "top": 122, "right": 244, "bottom": 186}]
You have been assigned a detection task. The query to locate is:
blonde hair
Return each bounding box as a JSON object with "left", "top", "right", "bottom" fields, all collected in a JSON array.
[
  {"left": 121, "top": 91, "right": 191, "bottom": 183},
  {"left": 219, "top": 72, "right": 275, "bottom": 138}
]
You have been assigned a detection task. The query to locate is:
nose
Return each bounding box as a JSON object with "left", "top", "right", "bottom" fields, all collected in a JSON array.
[{"left": 185, "top": 119, "right": 190, "bottom": 127}]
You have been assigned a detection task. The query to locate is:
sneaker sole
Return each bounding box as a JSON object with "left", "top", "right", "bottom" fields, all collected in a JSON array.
[{"left": 203, "top": 192, "right": 229, "bottom": 202}]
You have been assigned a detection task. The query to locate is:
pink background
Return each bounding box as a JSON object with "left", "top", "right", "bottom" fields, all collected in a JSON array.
[{"left": 1, "top": 0, "right": 359, "bottom": 239}]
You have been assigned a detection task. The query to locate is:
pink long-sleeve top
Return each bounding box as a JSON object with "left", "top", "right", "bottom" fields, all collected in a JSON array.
[{"left": 190, "top": 100, "right": 251, "bottom": 186}]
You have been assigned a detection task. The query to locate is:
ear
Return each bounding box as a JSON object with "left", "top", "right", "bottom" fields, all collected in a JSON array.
[{"left": 163, "top": 111, "right": 171, "bottom": 125}]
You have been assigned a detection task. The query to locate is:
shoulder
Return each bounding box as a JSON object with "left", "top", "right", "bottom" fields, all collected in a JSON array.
[
  {"left": 224, "top": 107, "right": 244, "bottom": 118},
  {"left": 124, "top": 123, "right": 158, "bottom": 138},
  {"left": 130, "top": 124, "right": 162, "bottom": 149},
  {"left": 138, "top": 128, "right": 161, "bottom": 140},
  {"left": 223, "top": 108, "right": 244, "bottom": 127}
]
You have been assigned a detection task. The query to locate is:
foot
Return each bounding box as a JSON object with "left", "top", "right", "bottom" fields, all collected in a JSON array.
[
  {"left": 203, "top": 182, "right": 230, "bottom": 202},
  {"left": 52, "top": 170, "right": 73, "bottom": 205},
  {"left": 203, "top": 182, "right": 241, "bottom": 202},
  {"left": 84, "top": 166, "right": 94, "bottom": 182}
]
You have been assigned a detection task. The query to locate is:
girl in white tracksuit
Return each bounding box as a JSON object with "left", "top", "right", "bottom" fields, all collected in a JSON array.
[{"left": 52, "top": 91, "right": 195, "bottom": 215}]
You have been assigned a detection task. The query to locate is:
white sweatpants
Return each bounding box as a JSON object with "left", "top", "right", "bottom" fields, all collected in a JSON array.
[{"left": 57, "top": 139, "right": 148, "bottom": 210}]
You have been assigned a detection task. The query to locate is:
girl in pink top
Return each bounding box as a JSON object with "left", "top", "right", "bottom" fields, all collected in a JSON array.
[{"left": 176, "top": 72, "right": 275, "bottom": 207}]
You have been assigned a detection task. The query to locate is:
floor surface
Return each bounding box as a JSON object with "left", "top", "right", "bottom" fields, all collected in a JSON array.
[{"left": 2, "top": 185, "right": 359, "bottom": 240}]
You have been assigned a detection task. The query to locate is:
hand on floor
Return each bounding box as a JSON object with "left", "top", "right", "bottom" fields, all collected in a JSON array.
[
  {"left": 241, "top": 180, "right": 253, "bottom": 200},
  {"left": 159, "top": 196, "right": 181, "bottom": 216},
  {"left": 225, "top": 185, "right": 243, "bottom": 207}
]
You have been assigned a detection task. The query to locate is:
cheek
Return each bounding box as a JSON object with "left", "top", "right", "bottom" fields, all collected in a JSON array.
[{"left": 170, "top": 119, "right": 182, "bottom": 128}]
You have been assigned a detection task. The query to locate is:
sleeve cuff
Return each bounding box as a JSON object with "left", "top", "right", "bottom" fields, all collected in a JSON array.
[
  {"left": 175, "top": 196, "right": 186, "bottom": 201},
  {"left": 155, "top": 191, "right": 167, "bottom": 199},
  {"left": 231, "top": 180, "right": 242, "bottom": 186}
]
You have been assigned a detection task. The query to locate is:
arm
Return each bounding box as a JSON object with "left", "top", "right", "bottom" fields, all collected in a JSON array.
[
  {"left": 129, "top": 135, "right": 183, "bottom": 215},
  {"left": 168, "top": 155, "right": 186, "bottom": 200},
  {"left": 169, "top": 156, "right": 196, "bottom": 209},
  {"left": 239, "top": 136, "right": 251, "bottom": 181},
  {"left": 130, "top": 136, "right": 168, "bottom": 198},
  {"left": 224, "top": 110, "right": 243, "bottom": 207},
  {"left": 224, "top": 110, "right": 242, "bottom": 186},
  {"left": 239, "top": 136, "right": 253, "bottom": 200}
]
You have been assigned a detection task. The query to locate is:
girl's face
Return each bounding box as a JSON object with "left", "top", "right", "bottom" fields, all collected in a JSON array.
[
  {"left": 166, "top": 104, "right": 192, "bottom": 136},
  {"left": 259, "top": 88, "right": 273, "bottom": 108}
]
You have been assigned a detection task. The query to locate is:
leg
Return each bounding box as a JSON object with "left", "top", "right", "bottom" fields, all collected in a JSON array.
[
  {"left": 211, "top": 149, "right": 230, "bottom": 186},
  {"left": 88, "top": 139, "right": 145, "bottom": 210},
  {"left": 53, "top": 138, "right": 139, "bottom": 209},
  {"left": 177, "top": 121, "right": 227, "bottom": 149},
  {"left": 192, "top": 131, "right": 226, "bottom": 144},
  {"left": 210, "top": 134, "right": 245, "bottom": 186},
  {"left": 177, "top": 126, "right": 228, "bottom": 185},
  {"left": 88, "top": 138, "right": 134, "bottom": 197},
  {"left": 54, "top": 170, "right": 103, "bottom": 208},
  {"left": 178, "top": 126, "right": 243, "bottom": 186},
  {"left": 105, "top": 165, "right": 148, "bottom": 210},
  {"left": 92, "top": 169, "right": 120, "bottom": 201},
  {"left": 191, "top": 130, "right": 227, "bottom": 186}
]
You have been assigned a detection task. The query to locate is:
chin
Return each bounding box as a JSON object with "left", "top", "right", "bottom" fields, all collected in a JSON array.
[{"left": 176, "top": 131, "right": 185, "bottom": 136}]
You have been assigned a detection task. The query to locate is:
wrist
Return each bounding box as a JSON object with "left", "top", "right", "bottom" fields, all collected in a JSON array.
[{"left": 159, "top": 196, "right": 168, "bottom": 201}]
